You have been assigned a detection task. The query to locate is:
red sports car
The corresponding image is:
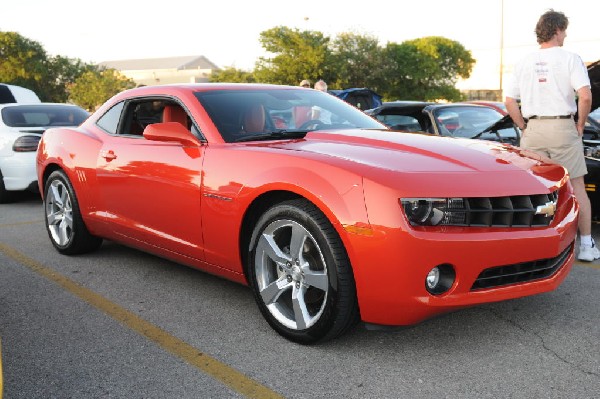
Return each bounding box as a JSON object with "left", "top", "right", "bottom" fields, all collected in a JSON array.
[{"left": 37, "top": 84, "right": 578, "bottom": 343}]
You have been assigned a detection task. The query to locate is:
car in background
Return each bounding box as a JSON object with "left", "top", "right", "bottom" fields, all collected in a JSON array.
[
  {"left": 36, "top": 83, "right": 577, "bottom": 343},
  {"left": 465, "top": 100, "right": 600, "bottom": 221},
  {"left": 0, "top": 103, "right": 89, "bottom": 202},
  {"left": 328, "top": 88, "right": 383, "bottom": 111},
  {"left": 365, "top": 101, "right": 520, "bottom": 145},
  {"left": 0, "top": 83, "right": 41, "bottom": 104},
  {"left": 464, "top": 100, "right": 507, "bottom": 115}
]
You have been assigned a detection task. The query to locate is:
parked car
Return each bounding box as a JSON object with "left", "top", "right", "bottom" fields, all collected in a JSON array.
[
  {"left": 464, "top": 100, "right": 600, "bottom": 221},
  {"left": 464, "top": 100, "right": 507, "bottom": 114},
  {"left": 37, "top": 84, "right": 577, "bottom": 343},
  {"left": 0, "top": 83, "right": 41, "bottom": 104},
  {"left": 365, "top": 101, "right": 520, "bottom": 145},
  {"left": 0, "top": 103, "right": 89, "bottom": 202},
  {"left": 328, "top": 88, "right": 383, "bottom": 110}
]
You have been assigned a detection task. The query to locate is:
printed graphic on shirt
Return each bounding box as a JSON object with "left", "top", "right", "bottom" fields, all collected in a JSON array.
[{"left": 535, "top": 61, "right": 548, "bottom": 83}]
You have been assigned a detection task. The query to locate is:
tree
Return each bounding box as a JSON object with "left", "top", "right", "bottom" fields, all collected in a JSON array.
[
  {"left": 69, "top": 69, "right": 135, "bottom": 111},
  {"left": 383, "top": 37, "right": 475, "bottom": 102},
  {"left": 210, "top": 67, "right": 256, "bottom": 83},
  {"left": 45, "top": 56, "right": 97, "bottom": 103},
  {"left": 329, "top": 33, "right": 387, "bottom": 93},
  {"left": 253, "top": 27, "right": 331, "bottom": 85},
  {"left": 0, "top": 31, "right": 99, "bottom": 103},
  {"left": 0, "top": 31, "right": 50, "bottom": 99}
]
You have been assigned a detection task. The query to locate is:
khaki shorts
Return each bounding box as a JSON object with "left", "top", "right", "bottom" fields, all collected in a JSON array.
[{"left": 520, "top": 118, "right": 587, "bottom": 179}]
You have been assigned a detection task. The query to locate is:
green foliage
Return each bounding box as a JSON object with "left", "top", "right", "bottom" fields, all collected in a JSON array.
[
  {"left": 0, "top": 31, "right": 127, "bottom": 105},
  {"left": 250, "top": 30, "right": 475, "bottom": 102},
  {"left": 210, "top": 67, "right": 256, "bottom": 83},
  {"left": 383, "top": 37, "right": 475, "bottom": 101},
  {"left": 329, "top": 33, "right": 387, "bottom": 92},
  {"left": 254, "top": 27, "right": 331, "bottom": 85},
  {"left": 0, "top": 31, "right": 50, "bottom": 99},
  {"left": 2, "top": 28, "right": 476, "bottom": 107},
  {"left": 69, "top": 69, "right": 136, "bottom": 111}
]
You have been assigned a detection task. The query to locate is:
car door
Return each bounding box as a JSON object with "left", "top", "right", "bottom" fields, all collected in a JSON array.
[{"left": 95, "top": 99, "right": 206, "bottom": 260}]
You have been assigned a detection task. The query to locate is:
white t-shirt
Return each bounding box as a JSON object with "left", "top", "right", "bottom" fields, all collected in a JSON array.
[{"left": 505, "top": 47, "right": 590, "bottom": 117}]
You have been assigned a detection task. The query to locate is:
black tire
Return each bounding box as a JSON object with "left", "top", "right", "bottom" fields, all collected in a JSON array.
[
  {"left": 44, "top": 170, "right": 102, "bottom": 254},
  {"left": 248, "top": 199, "right": 359, "bottom": 344},
  {"left": 0, "top": 169, "right": 15, "bottom": 204}
]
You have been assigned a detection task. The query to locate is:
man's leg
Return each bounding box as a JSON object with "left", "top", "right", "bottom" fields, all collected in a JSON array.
[{"left": 571, "top": 176, "right": 592, "bottom": 235}]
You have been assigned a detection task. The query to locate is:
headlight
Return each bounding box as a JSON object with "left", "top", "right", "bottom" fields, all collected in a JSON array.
[{"left": 400, "top": 198, "right": 466, "bottom": 226}]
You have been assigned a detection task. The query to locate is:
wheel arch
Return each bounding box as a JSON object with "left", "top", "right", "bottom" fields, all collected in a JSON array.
[
  {"left": 39, "top": 163, "right": 63, "bottom": 199},
  {"left": 239, "top": 190, "right": 302, "bottom": 278}
]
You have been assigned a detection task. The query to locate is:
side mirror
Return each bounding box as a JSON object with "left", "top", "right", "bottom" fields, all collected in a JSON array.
[{"left": 143, "top": 122, "right": 200, "bottom": 146}]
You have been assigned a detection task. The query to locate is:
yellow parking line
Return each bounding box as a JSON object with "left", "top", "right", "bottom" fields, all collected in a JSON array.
[
  {"left": 0, "top": 243, "right": 283, "bottom": 399},
  {"left": 575, "top": 261, "right": 600, "bottom": 270},
  {"left": 0, "top": 220, "right": 42, "bottom": 228}
]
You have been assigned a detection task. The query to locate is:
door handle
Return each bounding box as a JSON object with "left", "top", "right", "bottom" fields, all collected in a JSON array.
[{"left": 101, "top": 150, "right": 117, "bottom": 161}]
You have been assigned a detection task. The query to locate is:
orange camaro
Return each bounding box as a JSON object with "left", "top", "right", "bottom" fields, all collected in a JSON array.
[{"left": 37, "top": 84, "right": 578, "bottom": 343}]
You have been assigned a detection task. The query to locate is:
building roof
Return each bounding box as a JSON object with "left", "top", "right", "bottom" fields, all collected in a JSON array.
[{"left": 99, "top": 55, "right": 220, "bottom": 71}]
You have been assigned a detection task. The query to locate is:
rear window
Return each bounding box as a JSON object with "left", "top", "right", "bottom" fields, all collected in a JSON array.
[{"left": 1, "top": 105, "right": 89, "bottom": 127}]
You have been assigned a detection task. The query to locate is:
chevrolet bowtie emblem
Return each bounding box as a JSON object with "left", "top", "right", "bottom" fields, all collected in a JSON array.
[{"left": 535, "top": 201, "right": 557, "bottom": 217}]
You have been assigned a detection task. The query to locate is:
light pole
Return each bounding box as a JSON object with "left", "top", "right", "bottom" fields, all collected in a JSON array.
[{"left": 499, "top": 0, "right": 505, "bottom": 100}]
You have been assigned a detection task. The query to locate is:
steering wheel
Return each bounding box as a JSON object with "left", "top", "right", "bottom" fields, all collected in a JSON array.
[{"left": 299, "top": 119, "right": 324, "bottom": 130}]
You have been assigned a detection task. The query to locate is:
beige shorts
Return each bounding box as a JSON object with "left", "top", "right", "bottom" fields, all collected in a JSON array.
[{"left": 520, "top": 118, "right": 587, "bottom": 179}]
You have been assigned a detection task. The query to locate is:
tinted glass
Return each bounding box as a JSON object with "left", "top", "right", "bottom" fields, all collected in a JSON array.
[
  {"left": 194, "top": 88, "right": 385, "bottom": 142},
  {"left": 433, "top": 106, "right": 505, "bottom": 138},
  {"left": 1, "top": 104, "right": 89, "bottom": 127},
  {"left": 96, "top": 102, "right": 125, "bottom": 134}
]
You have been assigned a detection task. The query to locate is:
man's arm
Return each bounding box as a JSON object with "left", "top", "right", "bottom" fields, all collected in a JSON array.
[
  {"left": 505, "top": 96, "right": 527, "bottom": 131},
  {"left": 576, "top": 86, "right": 592, "bottom": 135}
]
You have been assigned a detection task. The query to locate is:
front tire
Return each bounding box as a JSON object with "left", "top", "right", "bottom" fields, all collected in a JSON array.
[
  {"left": 44, "top": 170, "right": 102, "bottom": 254},
  {"left": 248, "top": 199, "right": 358, "bottom": 344}
]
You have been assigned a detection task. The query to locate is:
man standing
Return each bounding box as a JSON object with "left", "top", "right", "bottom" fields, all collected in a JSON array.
[{"left": 505, "top": 9, "right": 595, "bottom": 261}]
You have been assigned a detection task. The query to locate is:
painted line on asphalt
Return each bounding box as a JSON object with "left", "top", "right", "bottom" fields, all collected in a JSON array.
[
  {"left": 0, "top": 242, "right": 283, "bottom": 399},
  {"left": 0, "top": 220, "right": 43, "bottom": 228},
  {"left": 575, "top": 260, "right": 600, "bottom": 270}
]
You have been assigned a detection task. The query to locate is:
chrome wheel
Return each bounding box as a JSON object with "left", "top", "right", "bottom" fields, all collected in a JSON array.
[
  {"left": 46, "top": 179, "right": 74, "bottom": 246},
  {"left": 254, "top": 219, "right": 329, "bottom": 330}
]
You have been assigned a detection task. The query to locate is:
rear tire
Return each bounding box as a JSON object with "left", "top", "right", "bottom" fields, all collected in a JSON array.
[
  {"left": 0, "top": 170, "right": 15, "bottom": 204},
  {"left": 44, "top": 170, "right": 102, "bottom": 254},
  {"left": 248, "top": 199, "right": 359, "bottom": 344}
]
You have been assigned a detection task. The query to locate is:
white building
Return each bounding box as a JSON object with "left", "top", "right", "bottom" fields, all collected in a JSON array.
[{"left": 99, "top": 55, "right": 220, "bottom": 86}]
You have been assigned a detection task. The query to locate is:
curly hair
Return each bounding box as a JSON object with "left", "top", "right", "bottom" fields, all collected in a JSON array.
[{"left": 535, "top": 9, "right": 569, "bottom": 44}]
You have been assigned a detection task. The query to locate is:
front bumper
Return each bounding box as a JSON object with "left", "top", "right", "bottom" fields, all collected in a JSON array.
[{"left": 345, "top": 188, "right": 578, "bottom": 327}]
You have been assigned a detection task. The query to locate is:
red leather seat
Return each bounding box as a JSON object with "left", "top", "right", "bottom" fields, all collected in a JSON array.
[{"left": 163, "top": 105, "right": 189, "bottom": 129}]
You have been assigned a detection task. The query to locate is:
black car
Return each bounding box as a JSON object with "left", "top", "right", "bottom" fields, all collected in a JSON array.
[{"left": 365, "top": 101, "right": 520, "bottom": 145}]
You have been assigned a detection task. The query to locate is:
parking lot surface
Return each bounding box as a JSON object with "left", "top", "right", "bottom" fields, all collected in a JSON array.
[{"left": 1, "top": 194, "right": 599, "bottom": 398}]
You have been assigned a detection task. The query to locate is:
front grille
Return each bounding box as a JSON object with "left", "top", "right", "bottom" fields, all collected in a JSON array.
[
  {"left": 445, "top": 191, "right": 559, "bottom": 227},
  {"left": 471, "top": 242, "right": 573, "bottom": 290}
]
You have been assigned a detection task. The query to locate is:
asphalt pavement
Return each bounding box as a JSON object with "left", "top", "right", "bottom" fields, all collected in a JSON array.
[{"left": 1, "top": 193, "right": 598, "bottom": 398}]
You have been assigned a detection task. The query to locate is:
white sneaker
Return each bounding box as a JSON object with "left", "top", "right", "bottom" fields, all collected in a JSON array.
[{"left": 578, "top": 244, "right": 600, "bottom": 262}]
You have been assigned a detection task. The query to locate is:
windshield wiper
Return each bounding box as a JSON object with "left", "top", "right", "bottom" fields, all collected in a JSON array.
[{"left": 233, "top": 130, "right": 308, "bottom": 143}]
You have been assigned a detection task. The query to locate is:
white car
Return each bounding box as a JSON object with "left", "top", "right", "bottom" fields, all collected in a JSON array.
[
  {"left": 0, "top": 83, "right": 41, "bottom": 104},
  {"left": 0, "top": 103, "right": 89, "bottom": 202}
]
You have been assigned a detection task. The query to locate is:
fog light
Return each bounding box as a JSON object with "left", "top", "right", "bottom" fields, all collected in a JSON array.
[
  {"left": 426, "top": 267, "right": 440, "bottom": 290},
  {"left": 425, "top": 264, "right": 456, "bottom": 295}
]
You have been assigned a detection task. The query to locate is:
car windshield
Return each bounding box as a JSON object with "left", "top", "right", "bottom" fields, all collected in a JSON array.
[
  {"left": 1, "top": 104, "right": 89, "bottom": 127},
  {"left": 590, "top": 108, "right": 600, "bottom": 126},
  {"left": 432, "top": 106, "right": 513, "bottom": 139},
  {"left": 194, "top": 88, "right": 385, "bottom": 143}
]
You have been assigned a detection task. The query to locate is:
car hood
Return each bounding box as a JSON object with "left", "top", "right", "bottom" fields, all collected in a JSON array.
[{"left": 264, "top": 129, "right": 564, "bottom": 195}]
